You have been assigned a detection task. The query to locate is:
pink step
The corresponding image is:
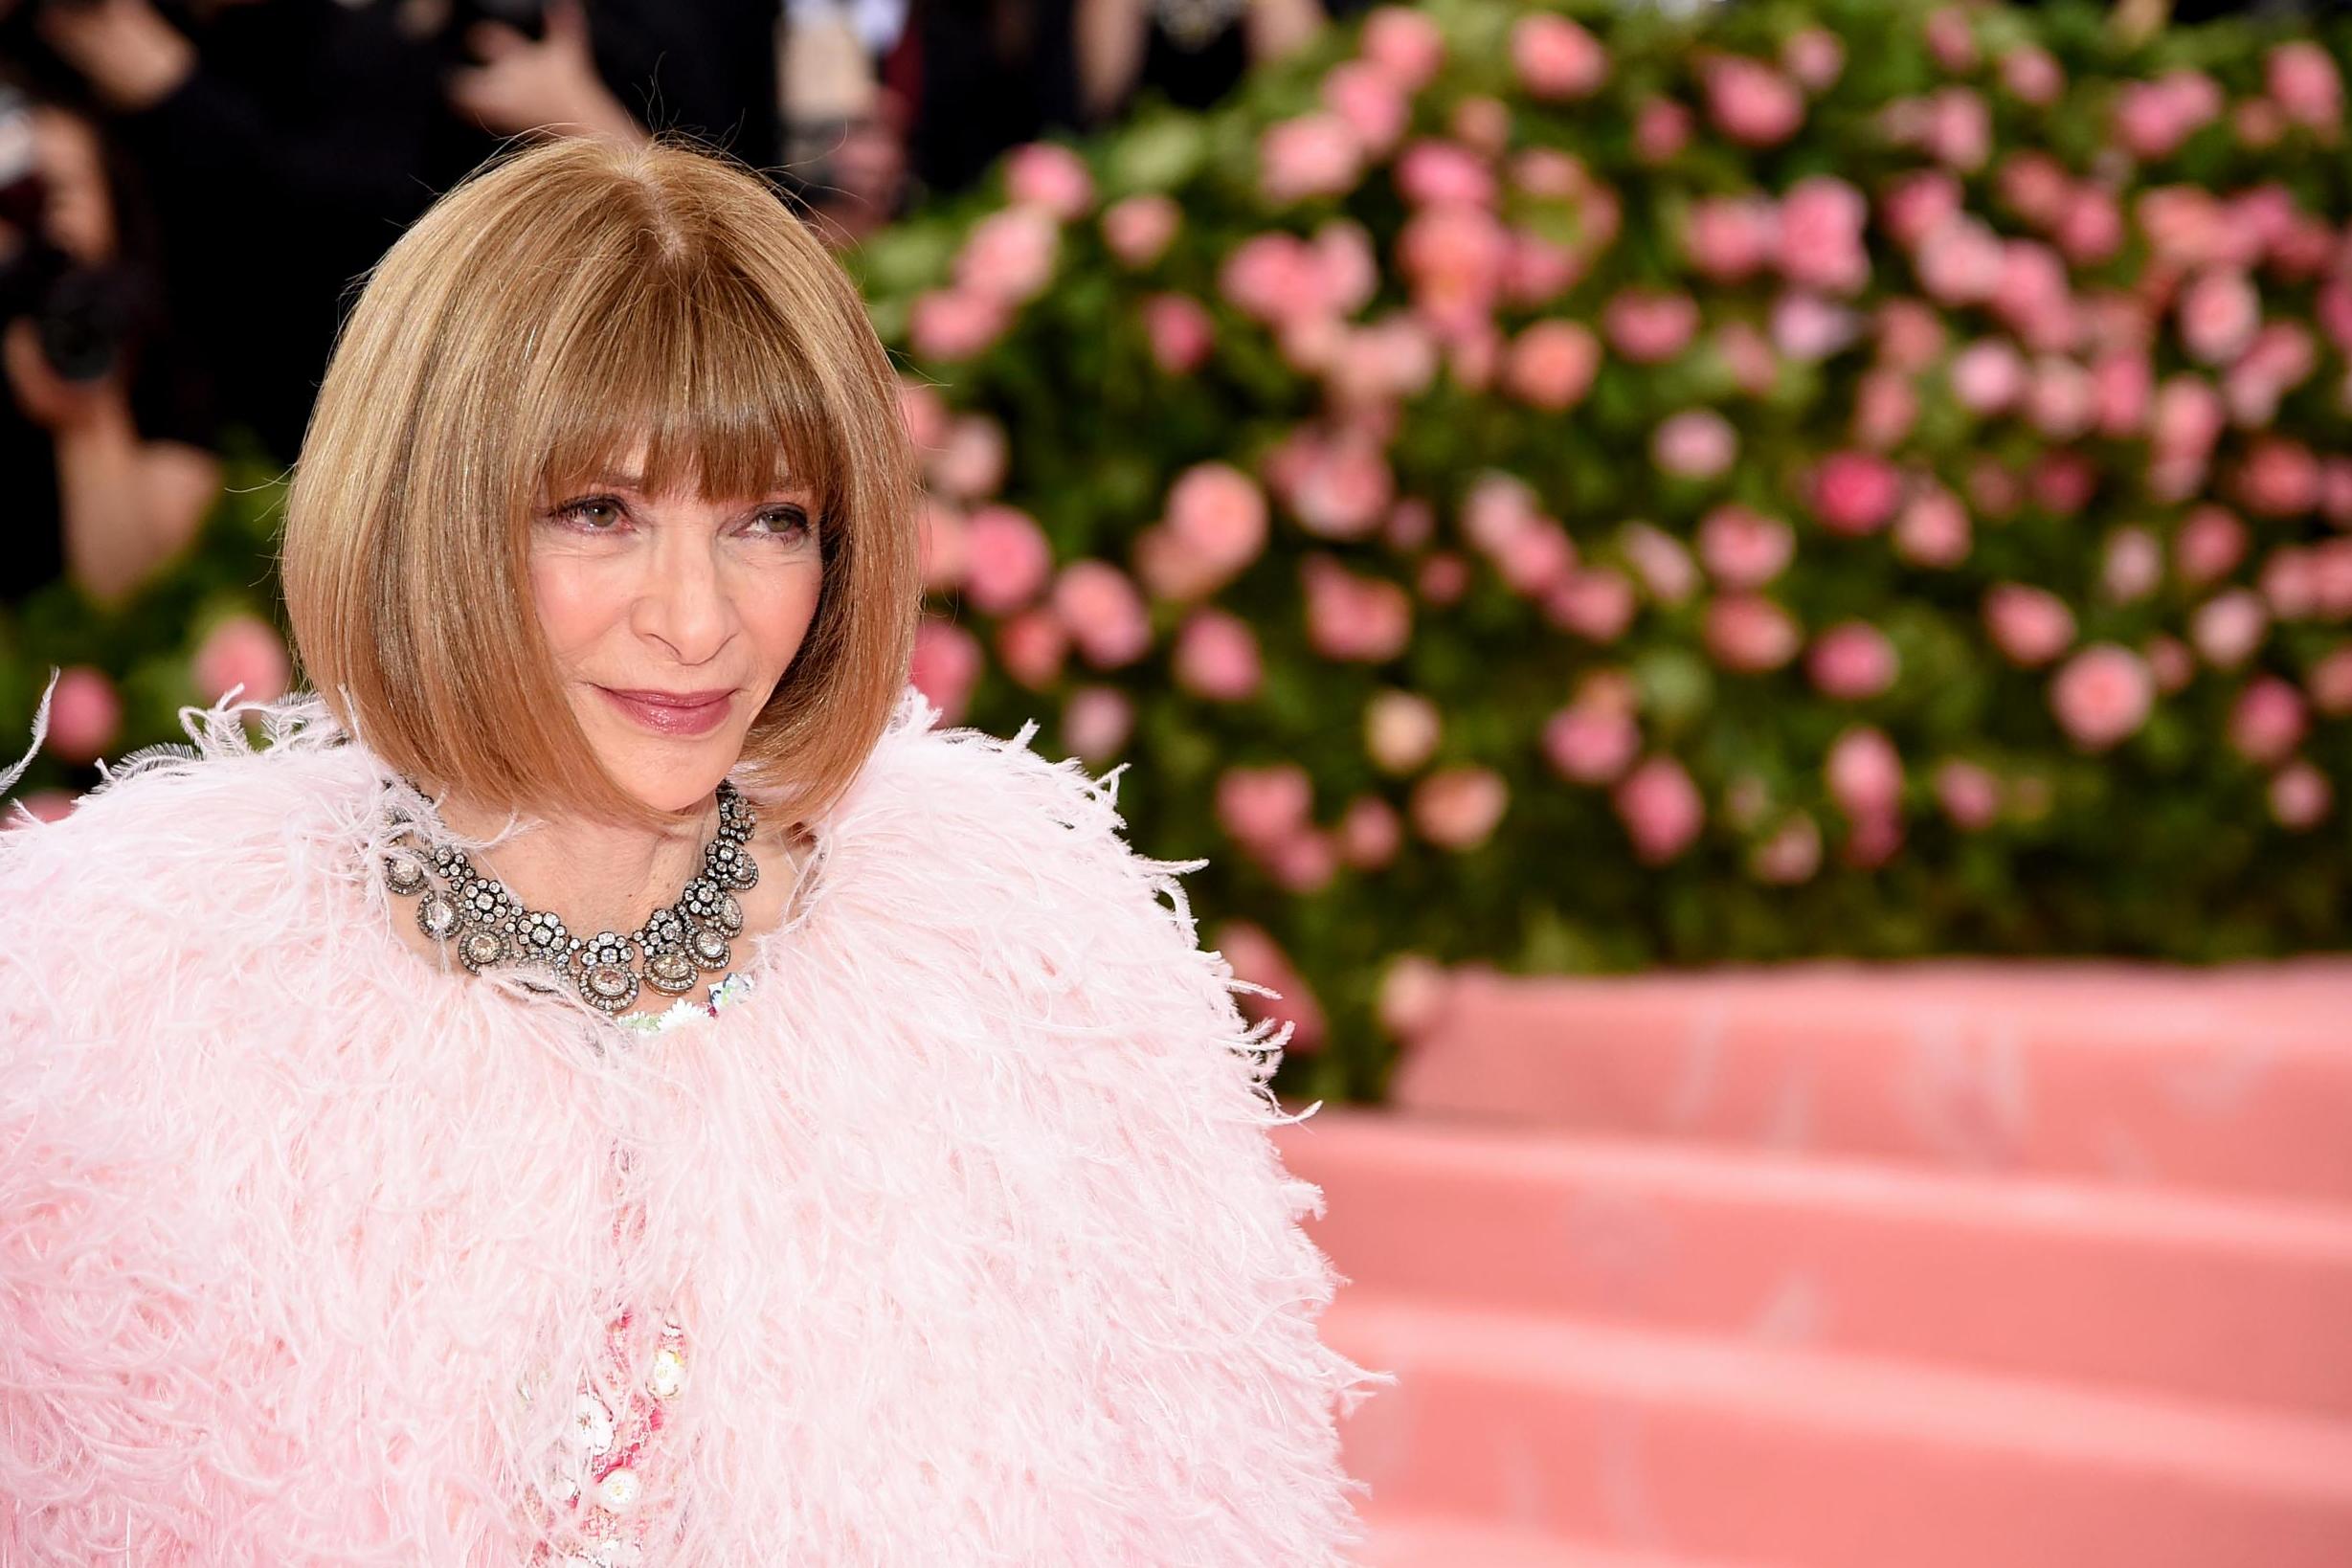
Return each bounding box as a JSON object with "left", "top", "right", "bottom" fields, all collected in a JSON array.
[
  {"left": 1388, "top": 960, "right": 2352, "bottom": 1202},
  {"left": 1327, "top": 1293, "right": 2352, "bottom": 1568},
  {"left": 1274, "top": 1109, "right": 2352, "bottom": 1418},
  {"left": 1356, "top": 1512, "right": 1750, "bottom": 1567}
]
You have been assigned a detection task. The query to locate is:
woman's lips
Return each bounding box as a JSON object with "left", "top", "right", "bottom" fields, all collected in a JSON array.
[{"left": 595, "top": 685, "right": 734, "bottom": 737}]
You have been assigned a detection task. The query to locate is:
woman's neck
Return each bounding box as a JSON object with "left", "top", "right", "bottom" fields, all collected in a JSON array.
[{"left": 436, "top": 791, "right": 722, "bottom": 940}]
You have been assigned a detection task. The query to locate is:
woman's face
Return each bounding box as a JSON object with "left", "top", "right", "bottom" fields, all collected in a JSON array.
[{"left": 528, "top": 438, "right": 826, "bottom": 816}]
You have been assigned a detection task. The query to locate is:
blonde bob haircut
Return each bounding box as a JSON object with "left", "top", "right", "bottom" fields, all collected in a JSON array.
[{"left": 281, "top": 135, "right": 921, "bottom": 831}]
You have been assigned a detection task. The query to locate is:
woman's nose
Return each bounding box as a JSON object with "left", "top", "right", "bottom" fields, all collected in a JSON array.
[{"left": 633, "top": 534, "right": 731, "bottom": 666}]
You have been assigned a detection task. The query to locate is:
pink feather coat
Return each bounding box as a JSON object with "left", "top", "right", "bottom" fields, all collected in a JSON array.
[{"left": 0, "top": 684, "right": 1390, "bottom": 1564}]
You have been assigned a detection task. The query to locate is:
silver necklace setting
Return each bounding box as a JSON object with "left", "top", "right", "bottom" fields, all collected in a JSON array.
[{"left": 381, "top": 782, "right": 761, "bottom": 1017}]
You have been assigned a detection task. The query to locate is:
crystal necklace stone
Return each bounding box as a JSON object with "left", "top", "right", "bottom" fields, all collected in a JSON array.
[{"left": 382, "top": 779, "right": 762, "bottom": 1019}]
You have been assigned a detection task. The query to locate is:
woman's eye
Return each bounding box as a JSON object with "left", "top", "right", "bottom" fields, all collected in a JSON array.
[
  {"left": 552, "top": 497, "right": 626, "bottom": 531},
  {"left": 753, "top": 507, "right": 815, "bottom": 540}
]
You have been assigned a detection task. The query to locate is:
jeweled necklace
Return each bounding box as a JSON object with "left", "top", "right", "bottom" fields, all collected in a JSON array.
[{"left": 380, "top": 781, "right": 761, "bottom": 1017}]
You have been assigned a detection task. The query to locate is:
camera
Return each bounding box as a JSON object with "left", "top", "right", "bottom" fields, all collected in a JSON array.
[{"left": 0, "top": 83, "right": 148, "bottom": 385}]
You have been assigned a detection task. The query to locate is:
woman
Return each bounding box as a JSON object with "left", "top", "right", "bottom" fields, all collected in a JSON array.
[{"left": 0, "top": 136, "right": 1385, "bottom": 1564}]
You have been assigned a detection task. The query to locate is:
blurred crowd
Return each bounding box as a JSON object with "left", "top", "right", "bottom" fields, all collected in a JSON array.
[{"left": 0, "top": 0, "right": 1367, "bottom": 614}]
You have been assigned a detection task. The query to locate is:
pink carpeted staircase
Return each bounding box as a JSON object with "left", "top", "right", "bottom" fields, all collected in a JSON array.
[{"left": 1271, "top": 959, "right": 2352, "bottom": 1567}]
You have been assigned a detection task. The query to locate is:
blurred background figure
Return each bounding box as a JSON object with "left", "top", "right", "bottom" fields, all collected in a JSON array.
[{"left": 0, "top": 79, "right": 216, "bottom": 608}]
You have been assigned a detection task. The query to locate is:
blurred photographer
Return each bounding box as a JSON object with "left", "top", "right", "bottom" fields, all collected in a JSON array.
[{"left": 0, "top": 83, "right": 218, "bottom": 609}]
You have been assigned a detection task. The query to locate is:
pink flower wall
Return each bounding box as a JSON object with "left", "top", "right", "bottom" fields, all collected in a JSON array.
[{"left": 859, "top": 0, "right": 2352, "bottom": 1093}]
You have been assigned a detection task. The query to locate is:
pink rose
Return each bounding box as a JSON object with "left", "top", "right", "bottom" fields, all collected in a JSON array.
[
  {"left": 1103, "top": 194, "right": 1181, "bottom": 268},
  {"left": 1503, "top": 230, "right": 1584, "bottom": 305},
  {"left": 1983, "top": 583, "right": 2075, "bottom": 666},
  {"left": 1303, "top": 555, "right": 1411, "bottom": 662},
  {"left": 1277, "top": 427, "right": 1394, "bottom": 540},
  {"left": 1651, "top": 409, "right": 1737, "bottom": 482},
  {"left": 930, "top": 414, "right": 1008, "bottom": 500},
  {"left": 1770, "top": 291, "right": 1860, "bottom": 362},
  {"left": 1614, "top": 756, "right": 1704, "bottom": 863},
  {"left": 1882, "top": 170, "right": 1963, "bottom": 251},
  {"left": 1875, "top": 299, "right": 1948, "bottom": 370},
  {"left": 918, "top": 500, "right": 968, "bottom": 592},
  {"left": 1706, "top": 594, "right": 1803, "bottom": 674},
  {"left": 1714, "top": 321, "right": 1780, "bottom": 396},
  {"left": 1512, "top": 12, "right": 1607, "bottom": 100},
  {"left": 1543, "top": 702, "right": 1640, "bottom": 785},
  {"left": 192, "top": 615, "right": 291, "bottom": 706},
  {"left": 1544, "top": 569, "right": 1638, "bottom": 642},
  {"left": 1259, "top": 113, "right": 1363, "bottom": 204},
  {"left": 995, "top": 610, "right": 1066, "bottom": 689},
  {"left": 908, "top": 288, "right": 1011, "bottom": 362},
  {"left": 2001, "top": 44, "right": 2064, "bottom": 106},
  {"left": 1377, "top": 952, "right": 1450, "bottom": 1037},
  {"left": 1004, "top": 142, "right": 1092, "bottom": 220},
  {"left": 1337, "top": 795, "right": 1402, "bottom": 870},
  {"left": 2102, "top": 526, "right": 2164, "bottom": 603},
  {"left": 1214, "top": 920, "right": 1325, "bottom": 1053},
  {"left": 1411, "top": 766, "right": 1509, "bottom": 851},
  {"left": 2225, "top": 323, "right": 2318, "bottom": 425},
  {"left": 1163, "top": 461, "right": 1267, "bottom": 585},
  {"left": 908, "top": 619, "right": 982, "bottom": 725},
  {"left": 1420, "top": 551, "right": 1471, "bottom": 607},
  {"left": 1322, "top": 60, "right": 1409, "bottom": 157},
  {"left": 2230, "top": 677, "right": 2308, "bottom": 764},
  {"left": 1937, "top": 760, "right": 2001, "bottom": 830},
  {"left": 1685, "top": 196, "right": 1778, "bottom": 282},
  {"left": 1619, "top": 521, "right": 1698, "bottom": 605},
  {"left": 2310, "top": 643, "right": 2352, "bottom": 715},
  {"left": 2262, "top": 546, "right": 2319, "bottom": 620},
  {"left": 1359, "top": 5, "right": 1444, "bottom": 91},
  {"left": 1924, "top": 86, "right": 1992, "bottom": 171},
  {"left": 2326, "top": 459, "right": 2352, "bottom": 526},
  {"left": 1992, "top": 241, "right": 2076, "bottom": 352},
  {"left": 1450, "top": 93, "right": 1510, "bottom": 153},
  {"left": 1365, "top": 689, "right": 1441, "bottom": 774},
  {"left": 1051, "top": 560, "right": 1152, "bottom": 668},
  {"left": 2050, "top": 644, "right": 2154, "bottom": 750},
  {"left": 961, "top": 505, "right": 1053, "bottom": 614},
  {"left": 1826, "top": 726, "right": 1903, "bottom": 818},
  {"left": 2268, "top": 41, "right": 2344, "bottom": 133},
  {"left": 954, "top": 207, "right": 1061, "bottom": 304},
  {"left": 2178, "top": 269, "right": 2261, "bottom": 366},
  {"left": 898, "top": 380, "right": 950, "bottom": 452},
  {"left": 1171, "top": 610, "right": 1264, "bottom": 704},
  {"left": 1217, "top": 764, "right": 1313, "bottom": 848},
  {"left": 1913, "top": 215, "right": 2005, "bottom": 305},
  {"left": 2058, "top": 191, "right": 2124, "bottom": 265},
  {"left": 1950, "top": 338, "right": 2026, "bottom": 415},
  {"left": 1810, "top": 451, "right": 1902, "bottom": 534},
  {"left": 1998, "top": 152, "right": 2074, "bottom": 229},
  {"left": 1749, "top": 814, "right": 1823, "bottom": 885},
  {"left": 2175, "top": 504, "right": 2248, "bottom": 585},
  {"left": 45, "top": 664, "right": 121, "bottom": 765},
  {"left": 1396, "top": 140, "right": 1497, "bottom": 209},
  {"left": 1698, "top": 504, "right": 1795, "bottom": 590},
  {"left": 2023, "top": 362, "right": 2097, "bottom": 441},
  {"left": 1503, "top": 320, "right": 1601, "bottom": 411},
  {"left": 1924, "top": 7, "right": 1980, "bottom": 73},
  {"left": 1604, "top": 288, "right": 1700, "bottom": 363},
  {"left": 2191, "top": 589, "right": 2269, "bottom": 668},
  {"left": 1396, "top": 204, "right": 1511, "bottom": 338},
  {"left": 2146, "top": 634, "right": 2194, "bottom": 694},
  {"left": 1777, "top": 176, "right": 1870, "bottom": 294},
  {"left": 1704, "top": 56, "right": 1803, "bottom": 147},
  {"left": 1490, "top": 518, "right": 1577, "bottom": 598},
  {"left": 1893, "top": 485, "right": 1972, "bottom": 569},
  {"left": 2234, "top": 437, "right": 2321, "bottom": 518},
  {"left": 1221, "top": 233, "right": 1318, "bottom": 323},
  {"left": 2270, "top": 761, "right": 2334, "bottom": 831},
  {"left": 2092, "top": 350, "right": 2153, "bottom": 437},
  {"left": 1852, "top": 370, "right": 1917, "bottom": 450},
  {"left": 1142, "top": 294, "right": 1214, "bottom": 375},
  {"left": 1265, "top": 826, "right": 1338, "bottom": 895},
  {"left": 1634, "top": 97, "right": 1693, "bottom": 164},
  {"left": 1062, "top": 685, "right": 1132, "bottom": 763},
  {"left": 1809, "top": 621, "right": 1899, "bottom": 700},
  {"left": 1781, "top": 27, "right": 1846, "bottom": 92},
  {"left": 2031, "top": 451, "right": 2098, "bottom": 517}
]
